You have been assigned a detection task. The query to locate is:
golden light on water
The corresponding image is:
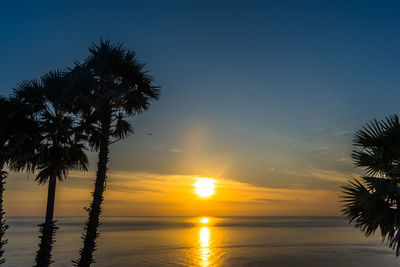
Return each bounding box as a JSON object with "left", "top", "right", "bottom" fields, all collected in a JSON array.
[
  {"left": 199, "top": 227, "right": 210, "bottom": 247},
  {"left": 199, "top": 226, "right": 211, "bottom": 267},
  {"left": 194, "top": 178, "right": 216, "bottom": 197}
]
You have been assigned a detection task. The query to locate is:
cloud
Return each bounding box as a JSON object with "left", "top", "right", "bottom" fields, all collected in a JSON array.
[
  {"left": 252, "top": 198, "right": 299, "bottom": 203},
  {"left": 149, "top": 145, "right": 164, "bottom": 150},
  {"left": 169, "top": 148, "right": 182, "bottom": 153}
]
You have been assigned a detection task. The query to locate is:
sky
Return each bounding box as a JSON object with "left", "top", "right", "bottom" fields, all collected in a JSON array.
[{"left": 1, "top": 0, "right": 400, "bottom": 216}]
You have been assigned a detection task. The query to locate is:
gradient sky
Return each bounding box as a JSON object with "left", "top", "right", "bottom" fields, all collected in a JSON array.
[{"left": 2, "top": 0, "right": 400, "bottom": 216}]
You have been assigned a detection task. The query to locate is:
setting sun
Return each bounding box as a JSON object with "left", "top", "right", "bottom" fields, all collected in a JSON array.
[
  {"left": 194, "top": 178, "right": 216, "bottom": 197},
  {"left": 200, "top": 217, "right": 210, "bottom": 224}
]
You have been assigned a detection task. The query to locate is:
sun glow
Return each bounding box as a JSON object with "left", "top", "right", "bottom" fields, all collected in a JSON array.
[
  {"left": 200, "top": 217, "right": 210, "bottom": 224},
  {"left": 194, "top": 178, "right": 216, "bottom": 197}
]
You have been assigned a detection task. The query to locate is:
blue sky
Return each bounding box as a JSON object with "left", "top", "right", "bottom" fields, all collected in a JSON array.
[{"left": 1, "top": 1, "right": 400, "bottom": 215}]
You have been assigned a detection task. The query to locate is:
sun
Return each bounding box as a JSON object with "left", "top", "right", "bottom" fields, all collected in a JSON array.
[
  {"left": 200, "top": 217, "right": 210, "bottom": 224},
  {"left": 194, "top": 178, "right": 216, "bottom": 197}
]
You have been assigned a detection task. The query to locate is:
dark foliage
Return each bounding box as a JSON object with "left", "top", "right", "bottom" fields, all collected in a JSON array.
[{"left": 342, "top": 115, "right": 400, "bottom": 256}]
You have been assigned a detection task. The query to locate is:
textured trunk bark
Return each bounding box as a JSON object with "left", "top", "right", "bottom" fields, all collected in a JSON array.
[
  {"left": 34, "top": 221, "right": 57, "bottom": 267},
  {"left": 34, "top": 174, "right": 57, "bottom": 267},
  {"left": 76, "top": 111, "right": 111, "bottom": 267},
  {"left": 0, "top": 162, "right": 7, "bottom": 265}
]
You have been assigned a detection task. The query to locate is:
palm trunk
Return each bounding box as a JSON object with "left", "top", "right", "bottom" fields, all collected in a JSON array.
[
  {"left": 76, "top": 111, "right": 111, "bottom": 267},
  {"left": 34, "top": 175, "right": 57, "bottom": 267},
  {"left": 45, "top": 176, "right": 57, "bottom": 224},
  {"left": 0, "top": 162, "right": 8, "bottom": 265}
]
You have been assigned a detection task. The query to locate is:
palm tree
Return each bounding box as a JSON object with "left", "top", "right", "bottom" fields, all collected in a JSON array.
[
  {"left": 342, "top": 115, "right": 400, "bottom": 256},
  {"left": 15, "top": 71, "right": 89, "bottom": 267},
  {"left": 72, "top": 40, "right": 160, "bottom": 266},
  {"left": 0, "top": 96, "right": 16, "bottom": 265},
  {"left": 0, "top": 96, "right": 40, "bottom": 264}
]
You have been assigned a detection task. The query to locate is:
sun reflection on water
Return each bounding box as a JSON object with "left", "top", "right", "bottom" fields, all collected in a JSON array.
[{"left": 199, "top": 226, "right": 211, "bottom": 267}]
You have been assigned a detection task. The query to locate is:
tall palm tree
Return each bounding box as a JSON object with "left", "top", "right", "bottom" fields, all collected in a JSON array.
[
  {"left": 342, "top": 115, "right": 400, "bottom": 256},
  {"left": 15, "top": 71, "right": 89, "bottom": 267},
  {"left": 72, "top": 40, "right": 160, "bottom": 266}
]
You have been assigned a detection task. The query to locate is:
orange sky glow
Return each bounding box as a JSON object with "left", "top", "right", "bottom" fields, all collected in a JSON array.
[{"left": 5, "top": 170, "right": 346, "bottom": 217}]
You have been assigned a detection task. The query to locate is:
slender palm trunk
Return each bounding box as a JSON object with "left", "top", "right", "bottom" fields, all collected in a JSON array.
[
  {"left": 0, "top": 162, "right": 8, "bottom": 265},
  {"left": 76, "top": 111, "right": 111, "bottom": 267},
  {"left": 35, "top": 175, "right": 57, "bottom": 267},
  {"left": 45, "top": 176, "right": 57, "bottom": 224}
]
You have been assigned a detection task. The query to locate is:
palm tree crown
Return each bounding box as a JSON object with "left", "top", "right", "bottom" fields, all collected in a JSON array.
[
  {"left": 14, "top": 72, "right": 89, "bottom": 184},
  {"left": 73, "top": 40, "right": 160, "bottom": 148}
]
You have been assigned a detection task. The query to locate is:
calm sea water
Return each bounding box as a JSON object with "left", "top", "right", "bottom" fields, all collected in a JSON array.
[{"left": 3, "top": 216, "right": 400, "bottom": 266}]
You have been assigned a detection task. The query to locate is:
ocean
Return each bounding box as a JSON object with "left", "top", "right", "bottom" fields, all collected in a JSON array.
[{"left": 4, "top": 216, "right": 399, "bottom": 266}]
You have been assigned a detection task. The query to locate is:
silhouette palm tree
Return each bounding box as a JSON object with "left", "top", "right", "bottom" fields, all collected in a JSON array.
[
  {"left": 0, "top": 97, "right": 17, "bottom": 265},
  {"left": 342, "top": 115, "right": 400, "bottom": 256},
  {"left": 0, "top": 96, "right": 41, "bottom": 264},
  {"left": 72, "top": 40, "right": 159, "bottom": 266},
  {"left": 15, "top": 71, "right": 89, "bottom": 267}
]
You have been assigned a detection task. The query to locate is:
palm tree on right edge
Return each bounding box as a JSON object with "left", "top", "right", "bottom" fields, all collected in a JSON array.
[
  {"left": 72, "top": 40, "right": 160, "bottom": 266},
  {"left": 342, "top": 114, "right": 400, "bottom": 256}
]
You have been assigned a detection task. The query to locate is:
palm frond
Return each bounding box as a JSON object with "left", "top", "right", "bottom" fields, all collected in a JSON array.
[{"left": 111, "top": 117, "right": 133, "bottom": 140}]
